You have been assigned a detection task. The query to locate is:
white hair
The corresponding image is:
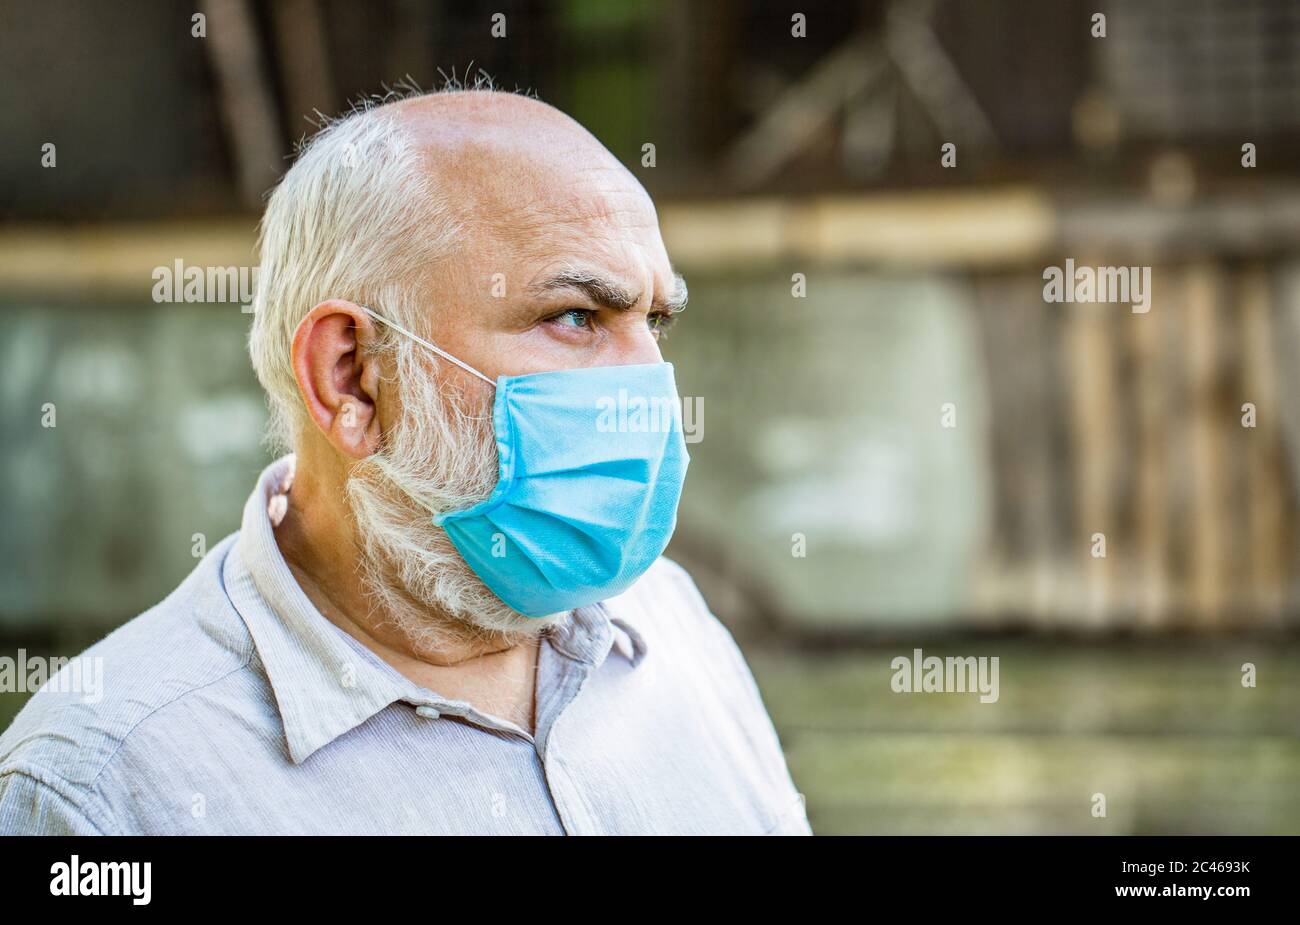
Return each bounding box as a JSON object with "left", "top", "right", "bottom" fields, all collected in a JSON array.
[
  {"left": 346, "top": 345, "right": 559, "bottom": 645},
  {"left": 248, "top": 98, "right": 460, "bottom": 451}
]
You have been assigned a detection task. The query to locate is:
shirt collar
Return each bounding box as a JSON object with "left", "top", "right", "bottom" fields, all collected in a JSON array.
[
  {"left": 545, "top": 603, "right": 646, "bottom": 668},
  {"left": 225, "top": 456, "right": 646, "bottom": 764}
]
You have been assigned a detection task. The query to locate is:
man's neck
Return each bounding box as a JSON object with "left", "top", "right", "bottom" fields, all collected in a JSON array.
[{"left": 271, "top": 455, "right": 540, "bottom": 732}]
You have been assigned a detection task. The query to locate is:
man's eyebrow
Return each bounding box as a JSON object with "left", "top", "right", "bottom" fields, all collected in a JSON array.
[
  {"left": 661, "top": 273, "right": 688, "bottom": 313},
  {"left": 529, "top": 270, "right": 689, "bottom": 313}
]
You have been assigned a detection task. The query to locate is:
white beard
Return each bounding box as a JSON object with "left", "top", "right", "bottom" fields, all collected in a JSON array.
[{"left": 345, "top": 344, "right": 560, "bottom": 649}]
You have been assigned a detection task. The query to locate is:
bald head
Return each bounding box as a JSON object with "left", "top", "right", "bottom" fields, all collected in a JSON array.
[
  {"left": 391, "top": 91, "right": 661, "bottom": 275},
  {"left": 392, "top": 90, "right": 622, "bottom": 166},
  {"left": 250, "top": 87, "right": 685, "bottom": 452}
]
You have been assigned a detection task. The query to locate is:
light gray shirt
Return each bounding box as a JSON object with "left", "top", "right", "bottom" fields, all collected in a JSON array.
[{"left": 0, "top": 458, "right": 810, "bottom": 835}]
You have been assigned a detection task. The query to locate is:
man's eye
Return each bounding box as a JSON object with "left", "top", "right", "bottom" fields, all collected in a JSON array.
[
  {"left": 552, "top": 309, "right": 594, "bottom": 328},
  {"left": 647, "top": 311, "right": 677, "bottom": 338}
]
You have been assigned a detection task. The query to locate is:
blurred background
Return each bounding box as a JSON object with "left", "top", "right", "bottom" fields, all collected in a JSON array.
[{"left": 2, "top": 0, "right": 1299, "bottom": 833}]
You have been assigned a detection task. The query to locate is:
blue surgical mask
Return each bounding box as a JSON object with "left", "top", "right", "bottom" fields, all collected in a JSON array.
[{"left": 360, "top": 306, "right": 690, "bottom": 617}]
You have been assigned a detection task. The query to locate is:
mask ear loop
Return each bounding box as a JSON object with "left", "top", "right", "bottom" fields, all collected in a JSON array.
[{"left": 358, "top": 305, "right": 497, "bottom": 388}]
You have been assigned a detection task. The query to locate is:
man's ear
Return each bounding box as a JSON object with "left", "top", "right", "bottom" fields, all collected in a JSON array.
[{"left": 290, "top": 300, "right": 384, "bottom": 459}]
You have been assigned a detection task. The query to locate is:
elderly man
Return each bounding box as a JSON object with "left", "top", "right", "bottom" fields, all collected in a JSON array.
[{"left": 0, "top": 90, "right": 810, "bottom": 835}]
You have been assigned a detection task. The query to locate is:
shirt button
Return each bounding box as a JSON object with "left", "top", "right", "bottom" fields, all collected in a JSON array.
[{"left": 415, "top": 705, "right": 441, "bottom": 719}]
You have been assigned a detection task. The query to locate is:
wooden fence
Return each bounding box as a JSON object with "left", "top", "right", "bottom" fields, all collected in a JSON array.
[{"left": 972, "top": 260, "right": 1299, "bottom": 630}]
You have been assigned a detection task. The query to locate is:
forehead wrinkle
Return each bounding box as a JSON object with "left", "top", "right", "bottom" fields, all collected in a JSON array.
[
  {"left": 506, "top": 179, "right": 658, "bottom": 232},
  {"left": 456, "top": 175, "right": 659, "bottom": 277}
]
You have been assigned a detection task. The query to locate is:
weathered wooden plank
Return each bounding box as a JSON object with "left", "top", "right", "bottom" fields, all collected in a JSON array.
[
  {"left": 1186, "top": 263, "right": 1228, "bottom": 628},
  {"left": 1063, "top": 265, "right": 1119, "bottom": 627},
  {"left": 1129, "top": 282, "right": 1171, "bottom": 627},
  {"left": 1238, "top": 265, "right": 1287, "bottom": 625}
]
